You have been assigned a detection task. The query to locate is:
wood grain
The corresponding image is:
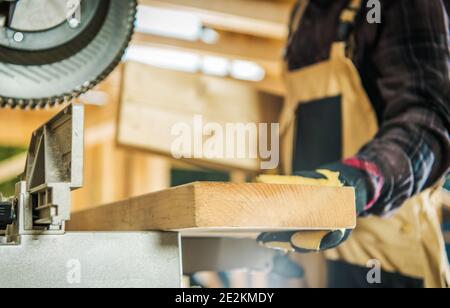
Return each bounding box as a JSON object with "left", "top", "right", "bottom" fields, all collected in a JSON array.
[{"left": 67, "top": 182, "right": 356, "bottom": 234}]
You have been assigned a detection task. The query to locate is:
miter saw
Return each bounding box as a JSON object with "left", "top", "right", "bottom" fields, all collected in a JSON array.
[
  {"left": 0, "top": 0, "right": 138, "bottom": 227},
  {"left": 0, "top": 0, "right": 136, "bottom": 108},
  {"left": 0, "top": 0, "right": 138, "bottom": 237}
]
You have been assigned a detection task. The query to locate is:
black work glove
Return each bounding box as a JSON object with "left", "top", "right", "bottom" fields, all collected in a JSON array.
[{"left": 257, "top": 160, "right": 380, "bottom": 253}]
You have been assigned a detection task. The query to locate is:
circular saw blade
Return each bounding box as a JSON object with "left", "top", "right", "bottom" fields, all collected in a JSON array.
[{"left": 0, "top": 0, "right": 137, "bottom": 109}]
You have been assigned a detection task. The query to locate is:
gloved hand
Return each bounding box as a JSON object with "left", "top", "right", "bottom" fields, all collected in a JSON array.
[{"left": 257, "top": 160, "right": 382, "bottom": 253}]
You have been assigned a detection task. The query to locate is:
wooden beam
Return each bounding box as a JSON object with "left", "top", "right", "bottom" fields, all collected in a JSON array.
[
  {"left": 139, "top": 0, "right": 293, "bottom": 40},
  {"left": 132, "top": 31, "right": 284, "bottom": 77},
  {"left": 128, "top": 153, "right": 171, "bottom": 197},
  {"left": 67, "top": 182, "right": 356, "bottom": 234}
]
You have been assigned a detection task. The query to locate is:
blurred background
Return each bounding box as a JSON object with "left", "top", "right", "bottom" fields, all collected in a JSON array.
[{"left": 0, "top": 0, "right": 448, "bottom": 287}]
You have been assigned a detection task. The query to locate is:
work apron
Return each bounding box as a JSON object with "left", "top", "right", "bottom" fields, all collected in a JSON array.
[{"left": 281, "top": 0, "right": 450, "bottom": 288}]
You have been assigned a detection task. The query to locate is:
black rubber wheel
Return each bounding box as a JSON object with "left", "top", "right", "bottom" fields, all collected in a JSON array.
[{"left": 0, "top": 0, "right": 137, "bottom": 109}]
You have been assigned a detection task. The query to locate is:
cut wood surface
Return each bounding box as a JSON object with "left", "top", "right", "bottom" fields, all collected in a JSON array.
[{"left": 67, "top": 182, "right": 356, "bottom": 235}]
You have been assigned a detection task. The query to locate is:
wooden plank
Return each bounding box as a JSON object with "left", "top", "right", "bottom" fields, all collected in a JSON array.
[
  {"left": 67, "top": 182, "right": 356, "bottom": 234},
  {"left": 117, "top": 62, "right": 282, "bottom": 172},
  {"left": 140, "top": 0, "right": 293, "bottom": 39}
]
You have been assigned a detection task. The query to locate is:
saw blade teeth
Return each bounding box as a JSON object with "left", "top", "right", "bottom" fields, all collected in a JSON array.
[
  {"left": 7, "top": 99, "right": 15, "bottom": 108},
  {"left": 26, "top": 100, "right": 35, "bottom": 109},
  {"left": 38, "top": 100, "right": 47, "bottom": 108}
]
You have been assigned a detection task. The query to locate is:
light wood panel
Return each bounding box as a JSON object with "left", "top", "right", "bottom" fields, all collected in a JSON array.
[
  {"left": 117, "top": 62, "right": 282, "bottom": 172},
  {"left": 67, "top": 182, "right": 356, "bottom": 234}
]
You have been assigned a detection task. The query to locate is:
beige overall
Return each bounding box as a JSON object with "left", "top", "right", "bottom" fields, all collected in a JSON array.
[{"left": 281, "top": 0, "right": 450, "bottom": 288}]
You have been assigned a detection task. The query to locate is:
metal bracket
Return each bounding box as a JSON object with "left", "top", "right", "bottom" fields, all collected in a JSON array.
[{"left": 1, "top": 104, "right": 84, "bottom": 244}]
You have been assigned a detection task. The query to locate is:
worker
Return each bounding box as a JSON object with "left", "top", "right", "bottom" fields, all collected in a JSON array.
[{"left": 257, "top": 0, "right": 450, "bottom": 288}]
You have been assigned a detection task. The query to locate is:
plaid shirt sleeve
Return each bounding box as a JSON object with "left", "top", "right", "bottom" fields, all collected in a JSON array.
[{"left": 356, "top": 0, "right": 450, "bottom": 215}]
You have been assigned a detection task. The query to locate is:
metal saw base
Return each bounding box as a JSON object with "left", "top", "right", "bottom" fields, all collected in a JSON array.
[{"left": 0, "top": 232, "right": 182, "bottom": 288}]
